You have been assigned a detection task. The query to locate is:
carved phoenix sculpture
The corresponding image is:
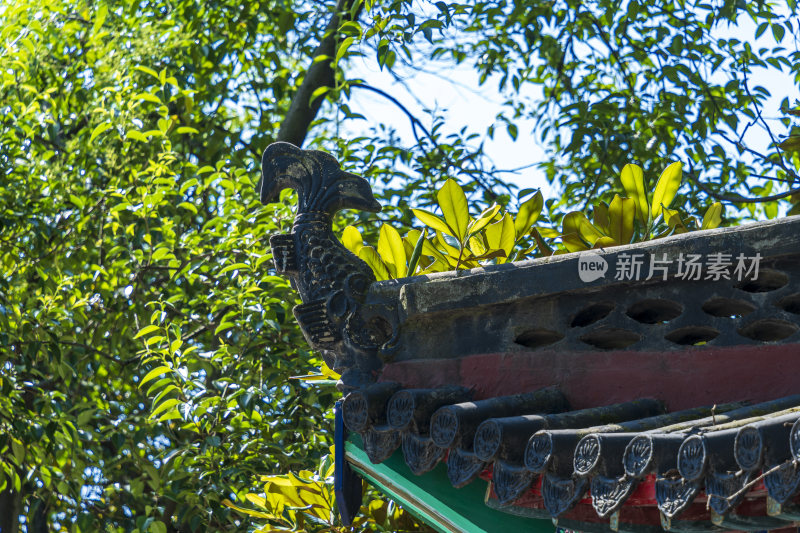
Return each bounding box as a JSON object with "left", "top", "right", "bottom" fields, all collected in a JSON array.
[{"left": 259, "top": 142, "right": 395, "bottom": 390}]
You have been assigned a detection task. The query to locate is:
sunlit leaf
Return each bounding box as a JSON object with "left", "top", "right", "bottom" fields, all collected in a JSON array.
[
  {"left": 562, "top": 211, "right": 603, "bottom": 246},
  {"left": 437, "top": 179, "right": 470, "bottom": 241},
  {"left": 467, "top": 203, "right": 501, "bottom": 237},
  {"left": 701, "top": 202, "right": 723, "bottom": 229},
  {"left": 377, "top": 224, "right": 407, "bottom": 278},
  {"left": 412, "top": 208, "right": 454, "bottom": 237},
  {"left": 608, "top": 195, "right": 635, "bottom": 245},
  {"left": 620, "top": 164, "right": 649, "bottom": 225},
  {"left": 357, "top": 246, "right": 390, "bottom": 280},
  {"left": 342, "top": 226, "right": 363, "bottom": 255},
  {"left": 484, "top": 213, "right": 515, "bottom": 263},
  {"left": 407, "top": 230, "right": 426, "bottom": 276},
  {"left": 651, "top": 162, "right": 682, "bottom": 218},
  {"left": 89, "top": 122, "right": 111, "bottom": 142},
  {"left": 514, "top": 191, "right": 543, "bottom": 239},
  {"left": 593, "top": 202, "right": 610, "bottom": 233}
]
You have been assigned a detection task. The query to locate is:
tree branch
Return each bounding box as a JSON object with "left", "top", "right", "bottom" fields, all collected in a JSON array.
[{"left": 276, "top": 0, "right": 363, "bottom": 147}]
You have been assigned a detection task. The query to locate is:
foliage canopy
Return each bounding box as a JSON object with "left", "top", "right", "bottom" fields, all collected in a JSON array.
[{"left": 0, "top": 0, "right": 798, "bottom": 531}]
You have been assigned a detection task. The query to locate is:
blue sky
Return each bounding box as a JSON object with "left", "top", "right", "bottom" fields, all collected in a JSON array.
[{"left": 339, "top": 9, "right": 798, "bottom": 207}]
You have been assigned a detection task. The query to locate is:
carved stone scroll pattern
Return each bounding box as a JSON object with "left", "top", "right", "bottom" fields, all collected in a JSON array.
[
  {"left": 591, "top": 476, "right": 637, "bottom": 518},
  {"left": 655, "top": 477, "right": 701, "bottom": 519},
  {"left": 623, "top": 435, "right": 653, "bottom": 478},
  {"left": 401, "top": 433, "right": 444, "bottom": 475},
  {"left": 446, "top": 448, "right": 486, "bottom": 489},
  {"left": 473, "top": 421, "right": 501, "bottom": 462},
  {"left": 677, "top": 436, "right": 706, "bottom": 481},
  {"left": 573, "top": 435, "right": 601, "bottom": 476},
  {"left": 734, "top": 426, "right": 763, "bottom": 471},
  {"left": 706, "top": 470, "right": 752, "bottom": 516},
  {"left": 764, "top": 462, "right": 800, "bottom": 504},
  {"left": 524, "top": 432, "right": 553, "bottom": 473},
  {"left": 491, "top": 461, "right": 535, "bottom": 505},
  {"left": 362, "top": 428, "right": 400, "bottom": 464},
  {"left": 541, "top": 474, "right": 588, "bottom": 517}
]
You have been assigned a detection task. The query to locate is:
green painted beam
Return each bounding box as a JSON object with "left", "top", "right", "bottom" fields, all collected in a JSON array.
[{"left": 345, "top": 434, "right": 554, "bottom": 533}]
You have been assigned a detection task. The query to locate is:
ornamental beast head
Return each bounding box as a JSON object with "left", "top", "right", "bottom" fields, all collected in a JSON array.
[{"left": 259, "top": 142, "right": 381, "bottom": 216}]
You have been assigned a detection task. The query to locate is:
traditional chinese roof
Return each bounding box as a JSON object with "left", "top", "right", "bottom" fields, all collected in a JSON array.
[
  {"left": 341, "top": 385, "right": 800, "bottom": 532},
  {"left": 260, "top": 143, "right": 800, "bottom": 532}
]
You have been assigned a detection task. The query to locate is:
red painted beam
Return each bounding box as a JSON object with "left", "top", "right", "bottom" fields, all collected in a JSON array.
[{"left": 379, "top": 343, "right": 800, "bottom": 410}]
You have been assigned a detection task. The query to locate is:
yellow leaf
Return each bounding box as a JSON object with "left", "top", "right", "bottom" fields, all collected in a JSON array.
[
  {"left": 608, "top": 195, "right": 635, "bottom": 245},
  {"left": 701, "top": 202, "right": 723, "bottom": 229},
  {"left": 593, "top": 236, "right": 618, "bottom": 248},
  {"left": 620, "top": 164, "right": 649, "bottom": 225},
  {"left": 467, "top": 204, "right": 502, "bottom": 237},
  {"left": 222, "top": 499, "right": 276, "bottom": 520},
  {"left": 662, "top": 207, "right": 689, "bottom": 233},
  {"left": 357, "top": 246, "right": 390, "bottom": 280},
  {"left": 561, "top": 233, "right": 589, "bottom": 252},
  {"left": 437, "top": 179, "right": 470, "bottom": 241},
  {"left": 514, "top": 191, "right": 544, "bottom": 239},
  {"left": 593, "top": 202, "right": 610, "bottom": 233},
  {"left": 484, "top": 213, "right": 515, "bottom": 263},
  {"left": 537, "top": 227, "right": 560, "bottom": 238},
  {"left": 434, "top": 231, "right": 461, "bottom": 261},
  {"left": 651, "top": 162, "right": 682, "bottom": 218},
  {"left": 412, "top": 208, "right": 453, "bottom": 237},
  {"left": 377, "top": 224, "right": 407, "bottom": 278},
  {"left": 341, "top": 225, "right": 363, "bottom": 255},
  {"left": 245, "top": 494, "right": 268, "bottom": 509},
  {"left": 468, "top": 234, "right": 487, "bottom": 256},
  {"left": 562, "top": 211, "right": 603, "bottom": 246}
]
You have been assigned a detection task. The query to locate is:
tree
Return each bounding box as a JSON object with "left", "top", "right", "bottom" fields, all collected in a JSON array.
[{"left": 1, "top": 0, "right": 797, "bottom": 532}]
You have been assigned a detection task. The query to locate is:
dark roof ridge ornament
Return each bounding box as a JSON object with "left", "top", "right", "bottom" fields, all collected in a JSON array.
[{"left": 259, "top": 142, "right": 395, "bottom": 390}]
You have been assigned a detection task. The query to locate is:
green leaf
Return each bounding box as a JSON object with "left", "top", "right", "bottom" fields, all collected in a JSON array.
[
  {"left": 562, "top": 211, "right": 604, "bottom": 250},
  {"left": 92, "top": 5, "right": 108, "bottom": 35},
  {"left": 69, "top": 194, "right": 85, "bottom": 209},
  {"left": 89, "top": 122, "right": 112, "bottom": 142},
  {"left": 662, "top": 207, "right": 689, "bottom": 233},
  {"left": 778, "top": 136, "right": 800, "bottom": 152},
  {"left": 412, "top": 208, "right": 454, "bottom": 236},
  {"left": 407, "top": 230, "right": 426, "bottom": 276},
  {"left": 608, "top": 194, "right": 635, "bottom": 245},
  {"left": 651, "top": 162, "right": 682, "bottom": 218},
  {"left": 335, "top": 36, "right": 354, "bottom": 63},
  {"left": 140, "top": 366, "right": 171, "bottom": 387},
  {"left": 133, "top": 65, "right": 159, "bottom": 79},
  {"left": 593, "top": 202, "right": 610, "bottom": 233},
  {"left": 357, "top": 246, "right": 390, "bottom": 280},
  {"left": 127, "top": 130, "right": 149, "bottom": 143},
  {"left": 309, "top": 86, "right": 329, "bottom": 105},
  {"left": 136, "top": 92, "right": 162, "bottom": 104},
  {"left": 514, "top": 191, "right": 543, "bottom": 239},
  {"left": 701, "top": 202, "right": 723, "bottom": 229},
  {"left": 150, "top": 398, "right": 181, "bottom": 419},
  {"left": 467, "top": 204, "right": 501, "bottom": 237},
  {"left": 437, "top": 179, "right": 470, "bottom": 241},
  {"left": 134, "top": 325, "right": 160, "bottom": 339},
  {"left": 149, "top": 520, "right": 167, "bottom": 533},
  {"left": 342, "top": 226, "right": 363, "bottom": 255},
  {"left": 620, "top": 163, "right": 649, "bottom": 225},
  {"left": 377, "top": 224, "right": 407, "bottom": 278},
  {"left": 484, "top": 213, "right": 515, "bottom": 263}
]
